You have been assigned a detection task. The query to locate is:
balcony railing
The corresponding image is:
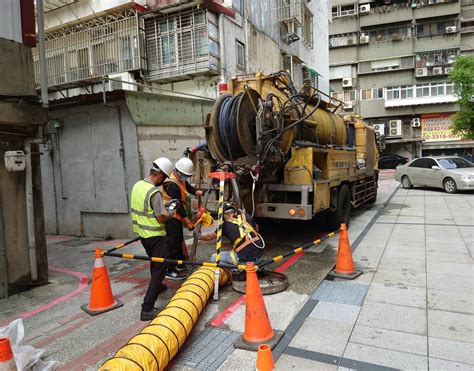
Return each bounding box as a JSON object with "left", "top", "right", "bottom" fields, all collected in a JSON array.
[{"left": 32, "top": 8, "right": 144, "bottom": 88}]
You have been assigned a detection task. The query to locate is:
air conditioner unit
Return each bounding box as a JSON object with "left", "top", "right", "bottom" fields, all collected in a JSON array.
[
  {"left": 359, "top": 35, "right": 370, "bottom": 44},
  {"left": 388, "top": 119, "right": 402, "bottom": 137},
  {"left": 411, "top": 118, "right": 421, "bottom": 128},
  {"left": 342, "top": 77, "right": 354, "bottom": 88},
  {"left": 359, "top": 4, "right": 371, "bottom": 14},
  {"left": 373, "top": 123, "right": 385, "bottom": 136},
  {"left": 432, "top": 67, "right": 443, "bottom": 75},
  {"left": 344, "top": 101, "right": 353, "bottom": 110},
  {"left": 447, "top": 56, "right": 456, "bottom": 64},
  {"left": 445, "top": 67, "right": 453, "bottom": 74},
  {"left": 416, "top": 67, "right": 428, "bottom": 77},
  {"left": 446, "top": 26, "right": 457, "bottom": 33},
  {"left": 107, "top": 72, "right": 137, "bottom": 92},
  {"left": 347, "top": 39, "right": 354, "bottom": 45}
]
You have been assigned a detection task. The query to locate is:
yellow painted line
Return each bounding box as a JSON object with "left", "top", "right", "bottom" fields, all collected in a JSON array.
[
  {"left": 273, "top": 256, "right": 284, "bottom": 263},
  {"left": 122, "top": 254, "right": 134, "bottom": 259},
  {"left": 294, "top": 247, "right": 303, "bottom": 254}
]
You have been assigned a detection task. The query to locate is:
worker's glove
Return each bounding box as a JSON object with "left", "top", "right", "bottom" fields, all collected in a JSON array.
[{"left": 196, "top": 189, "right": 207, "bottom": 197}]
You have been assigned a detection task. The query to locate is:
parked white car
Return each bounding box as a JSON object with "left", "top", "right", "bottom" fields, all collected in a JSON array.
[{"left": 395, "top": 156, "right": 474, "bottom": 193}]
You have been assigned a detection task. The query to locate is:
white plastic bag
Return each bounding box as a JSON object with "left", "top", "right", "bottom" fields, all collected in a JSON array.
[{"left": 0, "top": 319, "right": 60, "bottom": 371}]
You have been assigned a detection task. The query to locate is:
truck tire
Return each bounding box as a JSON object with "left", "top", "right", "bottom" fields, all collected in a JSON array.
[{"left": 326, "top": 185, "right": 352, "bottom": 231}]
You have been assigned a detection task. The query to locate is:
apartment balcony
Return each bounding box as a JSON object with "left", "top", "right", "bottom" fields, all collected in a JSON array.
[
  {"left": 385, "top": 82, "right": 457, "bottom": 108},
  {"left": 415, "top": 0, "right": 461, "bottom": 20},
  {"left": 32, "top": 8, "right": 145, "bottom": 89},
  {"left": 144, "top": 8, "right": 220, "bottom": 82},
  {"left": 358, "top": 37, "right": 413, "bottom": 60},
  {"left": 359, "top": 5, "right": 413, "bottom": 28}
]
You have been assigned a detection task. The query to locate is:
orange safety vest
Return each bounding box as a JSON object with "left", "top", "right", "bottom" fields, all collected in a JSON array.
[{"left": 162, "top": 174, "right": 188, "bottom": 220}]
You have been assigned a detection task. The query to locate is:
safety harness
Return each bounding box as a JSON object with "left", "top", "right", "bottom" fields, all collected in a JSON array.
[{"left": 229, "top": 213, "right": 264, "bottom": 253}]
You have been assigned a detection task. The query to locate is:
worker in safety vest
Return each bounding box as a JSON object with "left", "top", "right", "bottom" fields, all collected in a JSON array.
[
  {"left": 162, "top": 157, "right": 206, "bottom": 280},
  {"left": 198, "top": 204, "right": 265, "bottom": 266},
  {"left": 130, "top": 157, "right": 175, "bottom": 321}
]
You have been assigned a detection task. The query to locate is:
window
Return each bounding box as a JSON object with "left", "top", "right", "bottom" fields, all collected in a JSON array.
[
  {"left": 366, "top": 25, "right": 412, "bottom": 42},
  {"left": 386, "top": 82, "right": 455, "bottom": 101},
  {"left": 332, "top": 4, "right": 357, "bottom": 18},
  {"left": 416, "top": 20, "right": 458, "bottom": 38},
  {"left": 233, "top": 0, "right": 243, "bottom": 13},
  {"left": 236, "top": 41, "right": 245, "bottom": 69},
  {"left": 409, "top": 158, "right": 426, "bottom": 168},
  {"left": 329, "top": 33, "right": 358, "bottom": 48},
  {"left": 331, "top": 90, "right": 357, "bottom": 102},
  {"left": 302, "top": 4, "right": 313, "bottom": 48},
  {"left": 415, "top": 49, "right": 459, "bottom": 68},
  {"left": 361, "top": 88, "right": 385, "bottom": 100}
]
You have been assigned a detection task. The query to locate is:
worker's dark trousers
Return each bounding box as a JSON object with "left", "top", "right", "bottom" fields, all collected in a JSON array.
[
  {"left": 165, "top": 218, "right": 185, "bottom": 271},
  {"left": 141, "top": 236, "right": 168, "bottom": 311}
]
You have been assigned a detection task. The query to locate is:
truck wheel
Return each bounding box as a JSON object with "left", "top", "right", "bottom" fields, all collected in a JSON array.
[{"left": 326, "top": 185, "right": 352, "bottom": 231}]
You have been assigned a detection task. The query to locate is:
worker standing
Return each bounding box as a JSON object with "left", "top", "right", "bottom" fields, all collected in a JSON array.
[
  {"left": 162, "top": 157, "right": 205, "bottom": 280},
  {"left": 130, "top": 157, "right": 174, "bottom": 321}
]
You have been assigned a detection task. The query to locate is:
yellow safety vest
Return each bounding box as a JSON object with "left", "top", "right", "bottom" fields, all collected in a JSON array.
[
  {"left": 130, "top": 180, "right": 166, "bottom": 238},
  {"left": 229, "top": 214, "right": 260, "bottom": 253}
]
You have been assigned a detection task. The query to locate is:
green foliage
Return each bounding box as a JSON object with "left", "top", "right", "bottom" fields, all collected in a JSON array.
[{"left": 449, "top": 56, "right": 474, "bottom": 139}]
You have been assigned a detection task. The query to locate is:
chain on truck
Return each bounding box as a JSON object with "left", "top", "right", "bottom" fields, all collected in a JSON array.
[{"left": 187, "top": 71, "right": 381, "bottom": 230}]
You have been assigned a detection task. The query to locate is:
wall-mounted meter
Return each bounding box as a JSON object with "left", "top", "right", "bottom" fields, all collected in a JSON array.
[{"left": 4, "top": 150, "right": 26, "bottom": 172}]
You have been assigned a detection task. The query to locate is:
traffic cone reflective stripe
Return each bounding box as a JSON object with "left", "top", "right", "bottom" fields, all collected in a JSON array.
[
  {"left": 81, "top": 248, "right": 123, "bottom": 316},
  {"left": 234, "top": 263, "right": 283, "bottom": 351},
  {"left": 0, "top": 337, "right": 16, "bottom": 370},
  {"left": 329, "top": 224, "right": 362, "bottom": 280},
  {"left": 256, "top": 344, "right": 275, "bottom": 371}
]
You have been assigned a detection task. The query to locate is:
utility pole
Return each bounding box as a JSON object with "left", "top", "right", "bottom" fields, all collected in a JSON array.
[{"left": 36, "top": 0, "right": 48, "bottom": 107}]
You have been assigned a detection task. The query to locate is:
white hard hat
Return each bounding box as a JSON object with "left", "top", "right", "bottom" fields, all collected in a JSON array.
[
  {"left": 175, "top": 157, "right": 194, "bottom": 176},
  {"left": 152, "top": 157, "right": 173, "bottom": 177}
]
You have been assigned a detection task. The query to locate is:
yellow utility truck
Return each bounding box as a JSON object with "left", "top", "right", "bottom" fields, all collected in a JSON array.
[{"left": 191, "top": 71, "right": 379, "bottom": 229}]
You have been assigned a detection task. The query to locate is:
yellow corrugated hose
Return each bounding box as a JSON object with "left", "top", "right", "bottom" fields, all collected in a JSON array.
[{"left": 100, "top": 267, "right": 230, "bottom": 371}]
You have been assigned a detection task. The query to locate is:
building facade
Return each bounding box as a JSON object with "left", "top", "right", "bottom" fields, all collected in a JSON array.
[
  {"left": 329, "top": 0, "right": 474, "bottom": 160},
  {"left": 35, "top": 0, "right": 330, "bottom": 237},
  {"left": 0, "top": 0, "right": 48, "bottom": 298}
]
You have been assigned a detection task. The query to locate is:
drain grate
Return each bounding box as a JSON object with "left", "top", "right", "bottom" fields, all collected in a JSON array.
[
  {"left": 172, "top": 327, "right": 240, "bottom": 370},
  {"left": 311, "top": 280, "right": 369, "bottom": 306}
]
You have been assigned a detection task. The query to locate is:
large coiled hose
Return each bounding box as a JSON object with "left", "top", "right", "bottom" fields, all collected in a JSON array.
[{"left": 100, "top": 267, "right": 230, "bottom": 370}]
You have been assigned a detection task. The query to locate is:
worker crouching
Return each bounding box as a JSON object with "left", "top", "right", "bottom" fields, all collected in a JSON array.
[{"left": 197, "top": 204, "right": 265, "bottom": 273}]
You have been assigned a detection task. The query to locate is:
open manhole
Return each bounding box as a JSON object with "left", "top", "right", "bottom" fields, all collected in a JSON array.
[{"left": 231, "top": 271, "right": 289, "bottom": 295}]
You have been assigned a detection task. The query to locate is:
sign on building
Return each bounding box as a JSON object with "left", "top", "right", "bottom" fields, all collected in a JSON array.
[{"left": 421, "top": 113, "right": 460, "bottom": 142}]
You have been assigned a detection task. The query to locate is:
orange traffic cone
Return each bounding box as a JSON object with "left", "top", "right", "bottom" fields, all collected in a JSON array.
[
  {"left": 81, "top": 248, "right": 123, "bottom": 316},
  {"left": 329, "top": 224, "right": 362, "bottom": 280},
  {"left": 256, "top": 344, "right": 275, "bottom": 371},
  {"left": 0, "top": 337, "right": 16, "bottom": 370},
  {"left": 234, "top": 263, "right": 283, "bottom": 351}
]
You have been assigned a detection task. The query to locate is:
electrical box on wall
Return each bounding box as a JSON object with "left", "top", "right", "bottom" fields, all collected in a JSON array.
[{"left": 4, "top": 150, "right": 26, "bottom": 172}]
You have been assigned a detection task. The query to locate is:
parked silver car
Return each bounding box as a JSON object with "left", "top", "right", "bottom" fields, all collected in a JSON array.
[{"left": 395, "top": 156, "right": 474, "bottom": 193}]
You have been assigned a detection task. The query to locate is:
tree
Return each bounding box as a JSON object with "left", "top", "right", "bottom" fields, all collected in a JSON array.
[{"left": 449, "top": 56, "right": 474, "bottom": 139}]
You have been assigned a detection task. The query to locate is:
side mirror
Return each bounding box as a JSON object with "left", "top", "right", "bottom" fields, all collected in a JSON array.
[{"left": 432, "top": 166, "right": 440, "bottom": 170}]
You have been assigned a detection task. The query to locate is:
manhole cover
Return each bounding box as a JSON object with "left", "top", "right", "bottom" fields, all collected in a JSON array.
[{"left": 232, "top": 271, "right": 289, "bottom": 295}]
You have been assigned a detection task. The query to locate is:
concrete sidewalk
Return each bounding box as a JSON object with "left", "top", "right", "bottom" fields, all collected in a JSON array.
[{"left": 274, "top": 187, "right": 474, "bottom": 370}]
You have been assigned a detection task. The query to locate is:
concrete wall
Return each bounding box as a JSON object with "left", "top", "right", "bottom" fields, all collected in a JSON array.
[
  {"left": 42, "top": 101, "right": 140, "bottom": 238},
  {"left": 0, "top": 38, "right": 36, "bottom": 96}
]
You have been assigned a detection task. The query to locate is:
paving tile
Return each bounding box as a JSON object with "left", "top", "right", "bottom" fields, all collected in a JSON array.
[
  {"left": 428, "top": 358, "right": 474, "bottom": 371},
  {"left": 385, "top": 239, "right": 425, "bottom": 250},
  {"left": 289, "top": 317, "right": 353, "bottom": 357},
  {"left": 378, "top": 257, "right": 426, "bottom": 273},
  {"left": 342, "top": 343, "right": 428, "bottom": 370},
  {"left": 353, "top": 254, "right": 381, "bottom": 270},
  {"left": 311, "top": 281, "right": 369, "bottom": 306},
  {"left": 426, "top": 242, "right": 470, "bottom": 254},
  {"left": 382, "top": 246, "right": 425, "bottom": 260},
  {"left": 428, "top": 289, "right": 474, "bottom": 314},
  {"left": 309, "top": 302, "right": 361, "bottom": 325},
  {"left": 349, "top": 325, "right": 427, "bottom": 356},
  {"left": 397, "top": 216, "right": 425, "bottom": 224},
  {"left": 427, "top": 251, "right": 473, "bottom": 264},
  {"left": 428, "top": 310, "right": 473, "bottom": 343},
  {"left": 429, "top": 337, "right": 474, "bottom": 365},
  {"left": 427, "top": 272, "right": 474, "bottom": 293},
  {"left": 373, "top": 269, "right": 426, "bottom": 288},
  {"left": 427, "top": 261, "right": 473, "bottom": 277},
  {"left": 365, "top": 282, "right": 426, "bottom": 308},
  {"left": 357, "top": 302, "right": 427, "bottom": 335},
  {"left": 276, "top": 353, "right": 338, "bottom": 370}
]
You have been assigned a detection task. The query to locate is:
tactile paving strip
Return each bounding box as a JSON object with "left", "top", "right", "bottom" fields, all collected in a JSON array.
[
  {"left": 172, "top": 327, "right": 240, "bottom": 370},
  {"left": 311, "top": 280, "right": 369, "bottom": 306}
]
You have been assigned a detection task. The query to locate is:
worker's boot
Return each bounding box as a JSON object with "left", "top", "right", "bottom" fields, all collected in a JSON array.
[{"left": 140, "top": 307, "right": 160, "bottom": 321}]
